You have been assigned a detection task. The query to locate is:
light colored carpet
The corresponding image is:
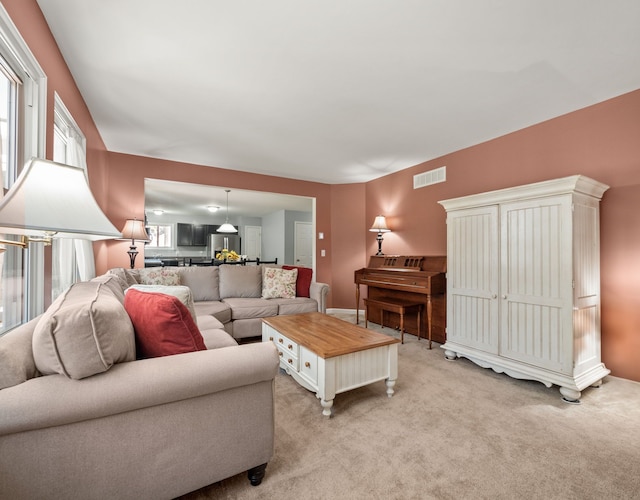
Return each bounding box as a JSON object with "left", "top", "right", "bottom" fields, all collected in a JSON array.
[{"left": 179, "top": 313, "right": 640, "bottom": 500}]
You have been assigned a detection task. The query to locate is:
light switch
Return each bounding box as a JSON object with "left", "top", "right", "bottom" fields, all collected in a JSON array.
[
  {"left": 321, "top": 249, "right": 326, "bottom": 257},
  {"left": 318, "top": 232, "right": 324, "bottom": 240}
]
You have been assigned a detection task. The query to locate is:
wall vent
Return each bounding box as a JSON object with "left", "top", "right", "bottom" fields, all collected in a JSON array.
[{"left": 414, "top": 166, "right": 446, "bottom": 189}]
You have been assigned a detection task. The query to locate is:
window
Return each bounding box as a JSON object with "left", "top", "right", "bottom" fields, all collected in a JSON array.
[
  {"left": 52, "top": 94, "right": 90, "bottom": 300},
  {"left": 0, "top": 5, "right": 46, "bottom": 333},
  {"left": 146, "top": 224, "right": 173, "bottom": 248}
]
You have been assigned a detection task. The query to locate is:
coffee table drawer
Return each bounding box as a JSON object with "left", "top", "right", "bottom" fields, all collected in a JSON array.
[
  {"left": 280, "top": 349, "right": 298, "bottom": 370},
  {"left": 300, "top": 347, "right": 318, "bottom": 385},
  {"left": 274, "top": 333, "right": 298, "bottom": 356}
]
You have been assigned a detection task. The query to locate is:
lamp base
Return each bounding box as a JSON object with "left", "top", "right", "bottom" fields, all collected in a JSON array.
[
  {"left": 375, "top": 232, "right": 384, "bottom": 256},
  {"left": 127, "top": 243, "right": 138, "bottom": 269}
]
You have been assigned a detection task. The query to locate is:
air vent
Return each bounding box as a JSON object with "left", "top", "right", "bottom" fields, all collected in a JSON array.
[{"left": 414, "top": 166, "right": 446, "bottom": 189}]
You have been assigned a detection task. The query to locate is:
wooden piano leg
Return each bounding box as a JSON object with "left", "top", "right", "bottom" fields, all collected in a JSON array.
[
  {"left": 355, "top": 285, "right": 361, "bottom": 325},
  {"left": 427, "top": 295, "right": 433, "bottom": 349}
]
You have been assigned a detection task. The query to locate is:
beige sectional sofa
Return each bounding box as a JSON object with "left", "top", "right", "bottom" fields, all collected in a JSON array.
[
  {"left": 0, "top": 265, "right": 317, "bottom": 499},
  {"left": 110, "top": 264, "right": 330, "bottom": 341}
]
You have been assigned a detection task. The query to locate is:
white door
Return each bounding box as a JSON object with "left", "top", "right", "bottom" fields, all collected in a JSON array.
[
  {"left": 244, "top": 226, "right": 262, "bottom": 259},
  {"left": 446, "top": 205, "right": 500, "bottom": 354},
  {"left": 294, "top": 221, "right": 313, "bottom": 267}
]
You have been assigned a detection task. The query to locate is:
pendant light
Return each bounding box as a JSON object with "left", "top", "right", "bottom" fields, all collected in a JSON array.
[{"left": 217, "top": 189, "right": 237, "bottom": 233}]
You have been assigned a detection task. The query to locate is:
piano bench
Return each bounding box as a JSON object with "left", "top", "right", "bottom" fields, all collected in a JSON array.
[{"left": 363, "top": 298, "right": 425, "bottom": 346}]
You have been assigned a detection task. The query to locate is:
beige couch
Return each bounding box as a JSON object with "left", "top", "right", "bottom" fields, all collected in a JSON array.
[
  {"left": 109, "top": 264, "right": 330, "bottom": 341},
  {"left": 0, "top": 273, "right": 280, "bottom": 499}
]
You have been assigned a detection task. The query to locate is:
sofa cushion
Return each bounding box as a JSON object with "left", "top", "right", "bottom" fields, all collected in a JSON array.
[
  {"left": 219, "top": 265, "right": 262, "bottom": 298},
  {"left": 178, "top": 266, "right": 221, "bottom": 301},
  {"left": 194, "top": 300, "right": 232, "bottom": 324},
  {"left": 221, "top": 297, "right": 279, "bottom": 320},
  {"left": 199, "top": 327, "right": 238, "bottom": 349},
  {"left": 107, "top": 267, "right": 140, "bottom": 287},
  {"left": 33, "top": 281, "right": 136, "bottom": 380},
  {"left": 126, "top": 285, "right": 197, "bottom": 322},
  {"left": 197, "top": 315, "right": 226, "bottom": 331},
  {"left": 91, "top": 273, "right": 128, "bottom": 302},
  {"left": 230, "top": 317, "right": 265, "bottom": 339},
  {"left": 271, "top": 297, "right": 319, "bottom": 315},
  {"left": 124, "top": 289, "right": 207, "bottom": 359},
  {"left": 282, "top": 265, "right": 313, "bottom": 298},
  {"left": 0, "top": 317, "right": 40, "bottom": 390},
  {"left": 262, "top": 267, "right": 298, "bottom": 299},
  {"left": 137, "top": 267, "right": 181, "bottom": 286}
]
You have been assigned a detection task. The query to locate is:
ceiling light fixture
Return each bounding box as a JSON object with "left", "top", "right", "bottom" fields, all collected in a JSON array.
[
  {"left": 152, "top": 209, "right": 164, "bottom": 215},
  {"left": 207, "top": 206, "right": 219, "bottom": 213},
  {"left": 217, "top": 189, "right": 237, "bottom": 233}
]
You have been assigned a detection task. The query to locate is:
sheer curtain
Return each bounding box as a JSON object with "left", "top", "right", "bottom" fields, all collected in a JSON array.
[
  {"left": 52, "top": 122, "right": 95, "bottom": 298},
  {"left": 67, "top": 132, "right": 96, "bottom": 281}
]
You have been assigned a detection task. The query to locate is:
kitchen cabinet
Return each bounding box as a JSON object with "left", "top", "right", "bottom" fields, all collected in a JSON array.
[
  {"left": 177, "top": 223, "right": 217, "bottom": 246},
  {"left": 438, "top": 175, "right": 609, "bottom": 403}
]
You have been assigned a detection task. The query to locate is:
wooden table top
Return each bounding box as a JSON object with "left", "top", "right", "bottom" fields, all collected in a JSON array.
[{"left": 263, "top": 312, "right": 400, "bottom": 358}]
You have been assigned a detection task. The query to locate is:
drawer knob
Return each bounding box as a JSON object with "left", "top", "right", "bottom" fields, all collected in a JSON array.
[
  {"left": 288, "top": 344, "right": 293, "bottom": 349},
  {"left": 287, "top": 358, "right": 293, "bottom": 364},
  {"left": 269, "top": 336, "right": 274, "bottom": 341},
  {"left": 279, "top": 352, "right": 283, "bottom": 357},
  {"left": 305, "top": 361, "right": 311, "bottom": 368},
  {"left": 278, "top": 338, "right": 283, "bottom": 343}
]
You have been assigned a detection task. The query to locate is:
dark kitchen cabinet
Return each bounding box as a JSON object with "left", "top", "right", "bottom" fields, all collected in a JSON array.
[
  {"left": 177, "top": 223, "right": 216, "bottom": 246},
  {"left": 177, "top": 223, "right": 193, "bottom": 246},
  {"left": 192, "top": 224, "right": 207, "bottom": 246}
]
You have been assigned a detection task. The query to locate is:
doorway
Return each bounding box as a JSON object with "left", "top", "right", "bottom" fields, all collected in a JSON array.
[{"left": 294, "top": 221, "right": 313, "bottom": 267}]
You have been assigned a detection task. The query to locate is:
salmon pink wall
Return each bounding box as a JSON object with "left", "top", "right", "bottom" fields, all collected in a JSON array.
[
  {"left": 103, "top": 153, "right": 333, "bottom": 288},
  {"left": 329, "top": 183, "right": 367, "bottom": 309},
  {"left": 331, "top": 89, "right": 640, "bottom": 381}
]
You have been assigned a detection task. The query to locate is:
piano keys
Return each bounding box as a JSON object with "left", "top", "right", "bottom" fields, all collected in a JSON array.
[{"left": 355, "top": 255, "right": 447, "bottom": 344}]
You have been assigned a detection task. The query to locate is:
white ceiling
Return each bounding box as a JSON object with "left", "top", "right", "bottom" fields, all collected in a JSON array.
[{"left": 37, "top": 1, "right": 640, "bottom": 185}]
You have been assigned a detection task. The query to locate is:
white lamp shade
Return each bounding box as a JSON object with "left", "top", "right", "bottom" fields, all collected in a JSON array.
[
  {"left": 369, "top": 215, "right": 390, "bottom": 232},
  {"left": 0, "top": 158, "right": 122, "bottom": 241},
  {"left": 217, "top": 222, "right": 238, "bottom": 233},
  {"left": 120, "top": 219, "right": 150, "bottom": 241}
]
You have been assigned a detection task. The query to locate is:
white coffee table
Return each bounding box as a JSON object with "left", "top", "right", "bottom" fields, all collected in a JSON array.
[{"left": 262, "top": 312, "right": 400, "bottom": 417}]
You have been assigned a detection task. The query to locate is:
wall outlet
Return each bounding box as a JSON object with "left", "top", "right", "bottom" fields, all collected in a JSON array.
[{"left": 321, "top": 249, "right": 326, "bottom": 257}]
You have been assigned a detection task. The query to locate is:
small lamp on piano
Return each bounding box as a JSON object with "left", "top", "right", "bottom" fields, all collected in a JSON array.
[
  {"left": 120, "top": 218, "right": 150, "bottom": 269},
  {"left": 369, "top": 215, "right": 391, "bottom": 256},
  {"left": 0, "top": 157, "right": 122, "bottom": 251}
]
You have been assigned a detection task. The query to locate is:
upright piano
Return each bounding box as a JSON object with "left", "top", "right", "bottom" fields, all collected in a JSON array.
[{"left": 354, "top": 255, "right": 447, "bottom": 344}]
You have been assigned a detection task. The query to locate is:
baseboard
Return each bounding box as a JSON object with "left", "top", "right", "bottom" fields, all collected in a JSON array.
[{"left": 327, "top": 308, "right": 362, "bottom": 315}]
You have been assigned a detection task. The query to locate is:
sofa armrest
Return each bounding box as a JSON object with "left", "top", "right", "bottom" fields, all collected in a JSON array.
[
  {"left": 0, "top": 342, "right": 279, "bottom": 436},
  {"left": 310, "top": 282, "right": 329, "bottom": 313}
]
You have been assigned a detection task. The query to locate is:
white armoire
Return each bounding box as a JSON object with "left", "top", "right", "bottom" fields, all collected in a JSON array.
[{"left": 439, "top": 176, "right": 609, "bottom": 403}]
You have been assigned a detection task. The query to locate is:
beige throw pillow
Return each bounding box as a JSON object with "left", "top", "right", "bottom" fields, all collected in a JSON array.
[
  {"left": 32, "top": 281, "right": 136, "bottom": 380},
  {"left": 137, "top": 267, "right": 181, "bottom": 286},
  {"left": 262, "top": 267, "right": 298, "bottom": 299}
]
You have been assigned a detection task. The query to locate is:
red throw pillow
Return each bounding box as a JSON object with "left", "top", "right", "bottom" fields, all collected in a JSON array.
[
  {"left": 282, "top": 265, "right": 313, "bottom": 298},
  {"left": 124, "top": 289, "right": 206, "bottom": 359}
]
